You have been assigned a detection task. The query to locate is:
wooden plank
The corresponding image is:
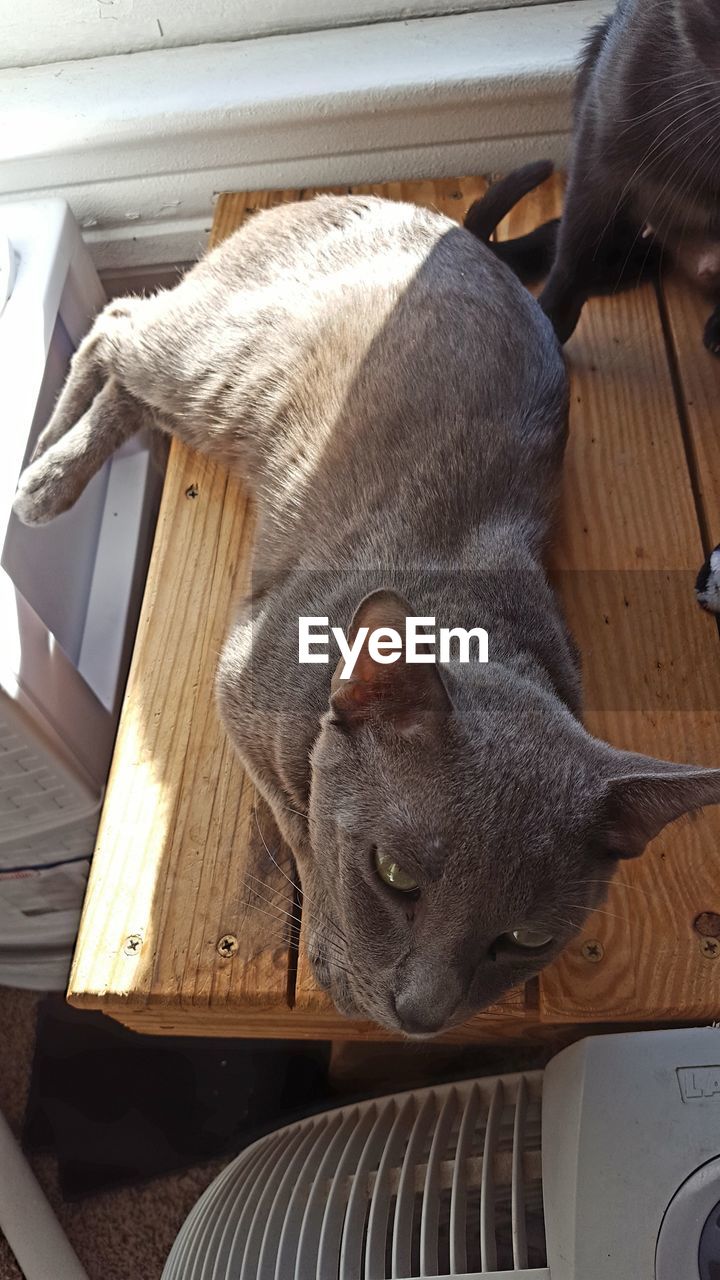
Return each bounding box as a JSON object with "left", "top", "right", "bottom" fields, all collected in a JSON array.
[
  {"left": 497, "top": 173, "right": 720, "bottom": 1022},
  {"left": 661, "top": 272, "right": 720, "bottom": 549},
  {"left": 350, "top": 175, "right": 489, "bottom": 213},
  {"left": 68, "top": 449, "right": 295, "bottom": 1015},
  {"left": 98, "top": 1005, "right": 549, "bottom": 1044},
  {"left": 82, "top": 1002, "right": 699, "bottom": 1050},
  {"left": 208, "top": 187, "right": 305, "bottom": 245},
  {"left": 68, "top": 199, "right": 299, "bottom": 1020}
]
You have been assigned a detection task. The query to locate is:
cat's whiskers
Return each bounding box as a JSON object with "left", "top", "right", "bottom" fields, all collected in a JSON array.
[
  {"left": 242, "top": 869, "right": 348, "bottom": 950},
  {"left": 624, "top": 93, "right": 713, "bottom": 180},
  {"left": 252, "top": 798, "right": 350, "bottom": 946},
  {"left": 252, "top": 799, "right": 339, "bottom": 932},
  {"left": 631, "top": 74, "right": 706, "bottom": 94},
  {"left": 645, "top": 95, "right": 719, "bottom": 190},
  {"left": 535, "top": 916, "right": 581, "bottom": 933},
  {"left": 239, "top": 898, "right": 302, "bottom": 940},
  {"left": 616, "top": 78, "right": 715, "bottom": 135},
  {"left": 253, "top": 800, "right": 300, "bottom": 893},
  {"left": 240, "top": 896, "right": 348, "bottom": 962},
  {"left": 610, "top": 97, "right": 720, "bottom": 285},
  {"left": 284, "top": 805, "right": 309, "bottom": 821},
  {"left": 564, "top": 903, "right": 629, "bottom": 925},
  {"left": 243, "top": 849, "right": 348, "bottom": 942},
  {"left": 251, "top": 806, "right": 351, "bottom": 949},
  {"left": 626, "top": 67, "right": 715, "bottom": 96},
  {"left": 241, "top": 877, "right": 303, "bottom": 925},
  {"left": 599, "top": 93, "right": 718, "bottom": 252},
  {"left": 623, "top": 96, "right": 713, "bottom": 203},
  {"left": 242, "top": 868, "right": 305, "bottom": 919},
  {"left": 647, "top": 117, "right": 720, "bottom": 272},
  {"left": 309, "top": 948, "right": 356, "bottom": 980},
  {"left": 581, "top": 877, "right": 653, "bottom": 900},
  {"left": 239, "top": 895, "right": 351, "bottom": 971}
]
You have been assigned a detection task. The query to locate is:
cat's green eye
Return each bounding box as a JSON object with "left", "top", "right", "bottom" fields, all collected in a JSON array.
[
  {"left": 508, "top": 928, "right": 554, "bottom": 949},
  {"left": 374, "top": 848, "right": 419, "bottom": 893}
]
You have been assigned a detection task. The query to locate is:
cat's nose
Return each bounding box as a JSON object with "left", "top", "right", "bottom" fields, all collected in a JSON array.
[
  {"left": 393, "top": 976, "right": 462, "bottom": 1036},
  {"left": 394, "top": 1002, "right": 446, "bottom": 1036}
]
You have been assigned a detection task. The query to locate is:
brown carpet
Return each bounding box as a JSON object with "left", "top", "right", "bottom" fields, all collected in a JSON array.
[{"left": 0, "top": 987, "right": 228, "bottom": 1280}]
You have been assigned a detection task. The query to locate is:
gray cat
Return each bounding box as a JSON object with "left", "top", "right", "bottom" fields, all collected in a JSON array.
[{"left": 13, "top": 189, "right": 720, "bottom": 1036}]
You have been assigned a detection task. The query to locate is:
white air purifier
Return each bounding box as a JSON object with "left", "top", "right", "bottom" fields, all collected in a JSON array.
[
  {"left": 162, "top": 1028, "right": 720, "bottom": 1279},
  {"left": 0, "top": 198, "right": 161, "bottom": 988}
]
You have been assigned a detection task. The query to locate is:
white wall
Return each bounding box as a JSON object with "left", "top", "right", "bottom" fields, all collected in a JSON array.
[
  {"left": 0, "top": 1, "right": 606, "bottom": 268},
  {"left": 2, "top": 0, "right": 573, "bottom": 68}
]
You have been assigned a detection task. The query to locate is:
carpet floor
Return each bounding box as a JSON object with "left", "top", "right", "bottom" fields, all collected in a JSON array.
[{"left": 0, "top": 987, "right": 228, "bottom": 1280}]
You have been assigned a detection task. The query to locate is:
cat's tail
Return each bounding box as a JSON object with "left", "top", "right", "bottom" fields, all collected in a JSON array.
[{"left": 464, "top": 160, "right": 559, "bottom": 285}]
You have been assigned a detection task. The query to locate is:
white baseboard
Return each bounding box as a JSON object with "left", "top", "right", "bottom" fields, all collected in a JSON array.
[{"left": 0, "top": 1, "right": 608, "bottom": 268}]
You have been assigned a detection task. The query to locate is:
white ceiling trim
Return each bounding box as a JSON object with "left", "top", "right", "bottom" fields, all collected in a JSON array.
[
  {"left": 2, "top": 0, "right": 578, "bottom": 69},
  {"left": 0, "top": 2, "right": 609, "bottom": 267}
]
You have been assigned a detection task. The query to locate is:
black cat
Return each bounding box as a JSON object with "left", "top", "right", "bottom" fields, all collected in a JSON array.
[
  {"left": 467, "top": 1, "right": 720, "bottom": 612},
  {"left": 470, "top": 0, "right": 720, "bottom": 355}
]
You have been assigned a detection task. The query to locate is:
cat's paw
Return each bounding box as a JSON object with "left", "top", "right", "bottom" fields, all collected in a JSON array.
[
  {"left": 544, "top": 303, "right": 582, "bottom": 346},
  {"left": 696, "top": 546, "right": 720, "bottom": 612},
  {"left": 538, "top": 281, "right": 585, "bottom": 345},
  {"left": 13, "top": 453, "right": 79, "bottom": 525},
  {"left": 702, "top": 309, "right": 720, "bottom": 357}
]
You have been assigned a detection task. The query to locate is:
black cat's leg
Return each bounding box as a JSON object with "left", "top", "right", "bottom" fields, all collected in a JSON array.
[
  {"left": 539, "top": 195, "right": 598, "bottom": 343},
  {"left": 703, "top": 303, "right": 720, "bottom": 356},
  {"left": 540, "top": 268, "right": 589, "bottom": 344},
  {"left": 539, "top": 165, "right": 630, "bottom": 343},
  {"left": 696, "top": 546, "right": 720, "bottom": 612}
]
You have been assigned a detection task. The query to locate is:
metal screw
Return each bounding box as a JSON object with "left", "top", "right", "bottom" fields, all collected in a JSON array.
[
  {"left": 123, "top": 934, "right": 142, "bottom": 956},
  {"left": 700, "top": 937, "right": 720, "bottom": 960},
  {"left": 185, "top": 483, "right": 199, "bottom": 499},
  {"left": 581, "top": 939, "right": 604, "bottom": 963},
  {"left": 217, "top": 934, "right": 238, "bottom": 958}
]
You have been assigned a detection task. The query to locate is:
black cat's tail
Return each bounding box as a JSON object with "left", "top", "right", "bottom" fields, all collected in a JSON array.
[{"left": 464, "top": 160, "right": 559, "bottom": 285}]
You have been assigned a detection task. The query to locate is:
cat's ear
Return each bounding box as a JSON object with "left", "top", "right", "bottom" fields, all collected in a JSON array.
[
  {"left": 600, "top": 755, "right": 720, "bottom": 859},
  {"left": 329, "top": 589, "right": 451, "bottom": 732}
]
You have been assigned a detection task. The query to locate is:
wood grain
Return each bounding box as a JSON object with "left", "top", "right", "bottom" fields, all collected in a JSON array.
[
  {"left": 67, "top": 451, "right": 296, "bottom": 1016},
  {"left": 497, "top": 173, "right": 720, "bottom": 1022},
  {"left": 69, "top": 174, "right": 720, "bottom": 1041},
  {"left": 660, "top": 271, "right": 720, "bottom": 550}
]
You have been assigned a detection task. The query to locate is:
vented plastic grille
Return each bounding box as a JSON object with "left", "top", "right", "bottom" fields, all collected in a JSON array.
[
  {"left": 0, "top": 820, "right": 97, "bottom": 867},
  {"left": 0, "top": 716, "right": 98, "bottom": 847},
  {"left": 162, "top": 1072, "right": 546, "bottom": 1279}
]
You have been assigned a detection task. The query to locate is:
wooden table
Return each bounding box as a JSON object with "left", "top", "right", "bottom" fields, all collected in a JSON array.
[{"left": 68, "top": 175, "right": 720, "bottom": 1043}]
